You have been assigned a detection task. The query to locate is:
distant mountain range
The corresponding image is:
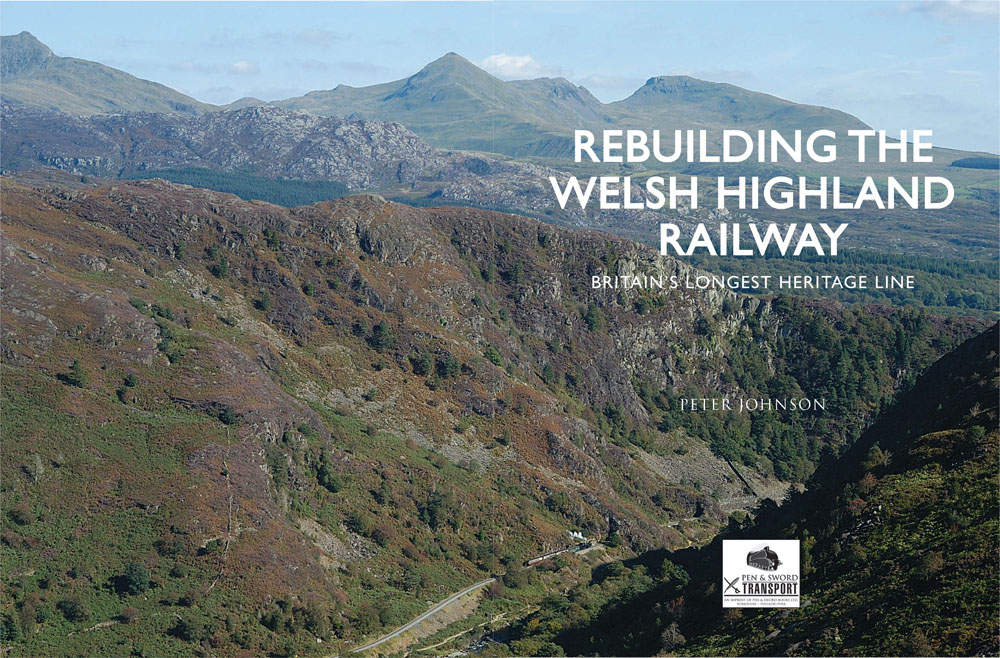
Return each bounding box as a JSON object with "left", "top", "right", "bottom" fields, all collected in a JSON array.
[
  {"left": 0, "top": 31, "right": 212, "bottom": 115},
  {"left": 274, "top": 52, "right": 618, "bottom": 157},
  {"left": 1, "top": 31, "right": 997, "bottom": 300},
  {"left": 275, "top": 53, "right": 869, "bottom": 157},
  {"left": 0, "top": 104, "right": 606, "bottom": 232},
  {"left": 0, "top": 104, "right": 443, "bottom": 190},
  {"left": 2, "top": 32, "right": 870, "bottom": 158}
]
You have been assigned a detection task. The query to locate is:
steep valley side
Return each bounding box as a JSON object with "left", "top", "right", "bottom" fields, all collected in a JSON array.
[{"left": 0, "top": 178, "right": 986, "bottom": 656}]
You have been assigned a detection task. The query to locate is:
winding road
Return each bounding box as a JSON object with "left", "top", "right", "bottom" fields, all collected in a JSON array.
[
  {"left": 348, "top": 542, "right": 605, "bottom": 654},
  {"left": 350, "top": 578, "right": 496, "bottom": 653}
]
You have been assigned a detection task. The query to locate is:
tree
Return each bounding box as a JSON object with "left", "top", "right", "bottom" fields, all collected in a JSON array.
[
  {"left": 317, "top": 453, "right": 342, "bottom": 493},
  {"left": 301, "top": 601, "right": 330, "bottom": 638},
  {"left": 484, "top": 346, "right": 503, "bottom": 367},
  {"left": 861, "top": 444, "right": 889, "bottom": 470},
  {"left": 904, "top": 629, "right": 935, "bottom": 657},
  {"left": 0, "top": 612, "right": 18, "bottom": 642},
  {"left": 605, "top": 560, "right": 626, "bottom": 577},
  {"left": 208, "top": 256, "right": 229, "bottom": 278},
  {"left": 58, "top": 596, "right": 90, "bottom": 622},
  {"left": 659, "top": 559, "right": 690, "bottom": 587},
  {"left": 485, "top": 580, "right": 506, "bottom": 600},
  {"left": 437, "top": 353, "right": 461, "bottom": 378},
  {"left": 122, "top": 563, "right": 150, "bottom": 595},
  {"left": 503, "top": 563, "right": 530, "bottom": 589},
  {"left": 918, "top": 551, "right": 945, "bottom": 580},
  {"left": 156, "top": 531, "right": 186, "bottom": 557},
  {"left": 173, "top": 615, "right": 205, "bottom": 642},
  {"left": 541, "top": 362, "right": 557, "bottom": 386},
  {"left": 661, "top": 622, "right": 686, "bottom": 651},
  {"left": 420, "top": 490, "right": 444, "bottom": 530},
  {"left": 504, "top": 262, "right": 524, "bottom": 286},
  {"left": 369, "top": 320, "right": 396, "bottom": 351},
  {"left": 584, "top": 304, "right": 605, "bottom": 332},
  {"left": 218, "top": 406, "right": 237, "bottom": 425},
  {"left": 858, "top": 472, "right": 878, "bottom": 494},
  {"left": 18, "top": 602, "right": 36, "bottom": 636},
  {"left": 263, "top": 228, "right": 281, "bottom": 250},
  {"left": 409, "top": 351, "right": 432, "bottom": 375},
  {"left": 966, "top": 425, "right": 986, "bottom": 441},
  {"left": 65, "top": 359, "right": 88, "bottom": 387},
  {"left": 347, "top": 511, "right": 375, "bottom": 537}
]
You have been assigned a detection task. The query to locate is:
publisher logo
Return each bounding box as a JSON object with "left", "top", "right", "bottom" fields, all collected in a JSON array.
[
  {"left": 746, "top": 545, "right": 781, "bottom": 571},
  {"left": 723, "top": 540, "right": 800, "bottom": 608}
]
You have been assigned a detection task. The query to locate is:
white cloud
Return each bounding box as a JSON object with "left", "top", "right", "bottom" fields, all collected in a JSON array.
[
  {"left": 478, "top": 53, "right": 565, "bottom": 80},
  {"left": 229, "top": 59, "right": 260, "bottom": 75}
]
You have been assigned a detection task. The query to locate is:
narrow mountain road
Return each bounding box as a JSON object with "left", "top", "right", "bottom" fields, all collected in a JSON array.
[
  {"left": 347, "top": 541, "right": 601, "bottom": 654},
  {"left": 349, "top": 578, "right": 495, "bottom": 654}
]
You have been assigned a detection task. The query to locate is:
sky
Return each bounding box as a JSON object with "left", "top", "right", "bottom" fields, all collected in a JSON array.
[{"left": 2, "top": 1, "right": 998, "bottom": 152}]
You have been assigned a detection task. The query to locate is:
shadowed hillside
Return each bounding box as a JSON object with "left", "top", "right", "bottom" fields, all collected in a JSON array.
[{"left": 493, "top": 324, "right": 998, "bottom": 657}]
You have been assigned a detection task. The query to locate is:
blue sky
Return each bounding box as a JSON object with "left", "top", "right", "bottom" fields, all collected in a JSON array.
[{"left": 2, "top": 1, "right": 998, "bottom": 152}]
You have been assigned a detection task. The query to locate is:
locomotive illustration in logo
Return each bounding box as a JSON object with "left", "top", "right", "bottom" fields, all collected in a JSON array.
[{"left": 746, "top": 545, "right": 781, "bottom": 571}]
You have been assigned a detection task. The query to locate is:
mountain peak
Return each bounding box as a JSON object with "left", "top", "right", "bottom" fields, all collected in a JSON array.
[
  {"left": 639, "top": 75, "right": 724, "bottom": 92},
  {"left": 389, "top": 52, "right": 496, "bottom": 100},
  {"left": 419, "top": 51, "right": 482, "bottom": 74},
  {"left": 0, "top": 31, "right": 211, "bottom": 115},
  {"left": 221, "top": 96, "right": 266, "bottom": 110},
  {"left": 1, "top": 31, "right": 54, "bottom": 78}
]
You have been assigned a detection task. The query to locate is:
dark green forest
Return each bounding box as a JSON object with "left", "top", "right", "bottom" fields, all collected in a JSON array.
[
  {"left": 950, "top": 156, "right": 999, "bottom": 170},
  {"left": 689, "top": 249, "right": 997, "bottom": 317},
  {"left": 642, "top": 303, "right": 958, "bottom": 481},
  {"left": 126, "top": 169, "right": 349, "bottom": 207}
]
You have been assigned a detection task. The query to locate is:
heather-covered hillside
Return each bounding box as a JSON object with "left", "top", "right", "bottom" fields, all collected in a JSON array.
[{"left": 0, "top": 178, "right": 986, "bottom": 655}]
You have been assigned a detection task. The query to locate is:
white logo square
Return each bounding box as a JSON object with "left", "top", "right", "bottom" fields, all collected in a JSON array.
[{"left": 722, "top": 539, "right": 800, "bottom": 608}]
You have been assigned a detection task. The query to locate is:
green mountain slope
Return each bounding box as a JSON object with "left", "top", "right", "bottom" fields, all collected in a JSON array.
[
  {"left": 0, "top": 31, "right": 213, "bottom": 115},
  {"left": 610, "top": 75, "right": 865, "bottom": 132},
  {"left": 493, "top": 323, "right": 998, "bottom": 657},
  {"left": 0, "top": 176, "right": 985, "bottom": 655},
  {"left": 269, "top": 52, "right": 1000, "bottom": 185},
  {"left": 273, "top": 53, "right": 869, "bottom": 159},
  {"left": 276, "top": 53, "right": 610, "bottom": 157}
]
